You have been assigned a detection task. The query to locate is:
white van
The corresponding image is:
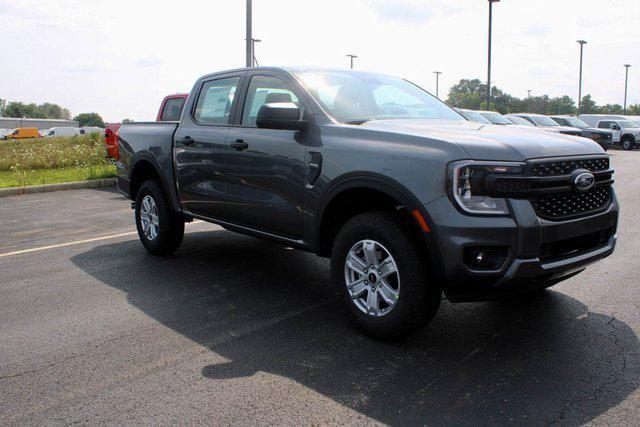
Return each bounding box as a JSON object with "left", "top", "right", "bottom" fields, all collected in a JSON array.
[
  {"left": 45, "top": 127, "right": 80, "bottom": 137},
  {"left": 79, "top": 126, "right": 105, "bottom": 135}
]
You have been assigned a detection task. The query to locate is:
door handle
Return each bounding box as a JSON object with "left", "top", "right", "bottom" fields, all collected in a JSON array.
[
  {"left": 230, "top": 139, "right": 249, "bottom": 151},
  {"left": 176, "top": 136, "right": 195, "bottom": 146}
]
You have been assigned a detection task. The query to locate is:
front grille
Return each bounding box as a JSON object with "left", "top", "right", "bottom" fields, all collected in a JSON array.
[
  {"left": 530, "top": 158, "right": 609, "bottom": 176},
  {"left": 531, "top": 186, "right": 611, "bottom": 220}
]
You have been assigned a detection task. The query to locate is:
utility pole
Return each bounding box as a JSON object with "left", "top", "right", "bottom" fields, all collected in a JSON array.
[
  {"left": 346, "top": 54, "right": 358, "bottom": 69},
  {"left": 527, "top": 89, "right": 532, "bottom": 99},
  {"left": 624, "top": 64, "right": 631, "bottom": 114},
  {"left": 245, "top": 0, "right": 253, "bottom": 67},
  {"left": 486, "top": 0, "right": 500, "bottom": 110},
  {"left": 433, "top": 71, "right": 442, "bottom": 99},
  {"left": 577, "top": 40, "right": 587, "bottom": 115}
]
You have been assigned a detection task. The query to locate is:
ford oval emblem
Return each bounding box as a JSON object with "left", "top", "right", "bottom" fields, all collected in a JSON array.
[{"left": 572, "top": 171, "right": 595, "bottom": 192}]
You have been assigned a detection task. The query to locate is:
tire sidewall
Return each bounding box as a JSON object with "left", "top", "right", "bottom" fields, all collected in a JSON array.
[
  {"left": 135, "top": 180, "right": 182, "bottom": 255},
  {"left": 331, "top": 213, "right": 437, "bottom": 337}
]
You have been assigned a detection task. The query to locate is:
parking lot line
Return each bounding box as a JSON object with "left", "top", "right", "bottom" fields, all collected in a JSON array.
[
  {"left": 0, "top": 231, "right": 138, "bottom": 258},
  {"left": 0, "top": 220, "right": 205, "bottom": 258}
]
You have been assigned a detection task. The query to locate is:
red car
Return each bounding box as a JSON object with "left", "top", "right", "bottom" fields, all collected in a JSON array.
[{"left": 106, "top": 93, "right": 188, "bottom": 159}]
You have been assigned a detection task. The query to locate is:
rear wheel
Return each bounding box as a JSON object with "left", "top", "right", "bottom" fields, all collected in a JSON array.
[
  {"left": 331, "top": 211, "right": 441, "bottom": 340},
  {"left": 135, "top": 180, "right": 184, "bottom": 255}
]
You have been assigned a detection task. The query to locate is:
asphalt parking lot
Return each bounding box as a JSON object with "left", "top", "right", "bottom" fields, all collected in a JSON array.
[{"left": 1, "top": 152, "right": 639, "bottom": 425}]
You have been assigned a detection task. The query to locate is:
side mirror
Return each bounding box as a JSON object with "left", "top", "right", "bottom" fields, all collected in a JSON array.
[
  {"left": 611, "top": 124, "right": 621, "bottom": 130},
  {"left": 256, "top": 102, "right": 306, "bottom": 131}
]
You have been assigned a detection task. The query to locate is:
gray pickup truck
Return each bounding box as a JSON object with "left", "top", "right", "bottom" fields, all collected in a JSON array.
[{"left": 116, "top": 67, "right": 618, "bottom": 339}]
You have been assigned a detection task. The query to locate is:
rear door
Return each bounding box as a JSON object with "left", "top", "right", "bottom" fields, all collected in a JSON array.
[
  {"left": 174, "top": 73, "right": 244, "bottom": 219},
  {"left": 223, "top": 72, "right": 308, "bottom": 239}
]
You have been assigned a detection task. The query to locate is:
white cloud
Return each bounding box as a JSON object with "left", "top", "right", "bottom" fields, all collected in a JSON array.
[{"left": 0, "top": 0, "right": 638, "bottom": 121}]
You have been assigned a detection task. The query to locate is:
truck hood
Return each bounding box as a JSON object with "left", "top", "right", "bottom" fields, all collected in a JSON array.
[{"left": 359, "top": 119, "right": 604, "bottom": 161}]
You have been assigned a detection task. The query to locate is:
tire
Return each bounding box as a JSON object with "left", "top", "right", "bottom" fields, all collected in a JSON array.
[
  {"left": 622, "top": 139, "right": 633, "bottom": 150},
  {"left": 135, "top": 180, "right": 184, "bottom": 256},
  {"left": 330, "top": 211, "right": 441, "bottom": 340}
]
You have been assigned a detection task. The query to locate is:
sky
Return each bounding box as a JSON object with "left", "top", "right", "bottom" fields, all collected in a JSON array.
[{"left": 0, "top": 0, "right": 638, "bottom": 122}]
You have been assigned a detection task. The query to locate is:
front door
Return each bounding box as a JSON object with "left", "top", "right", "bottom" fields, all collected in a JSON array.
[
  {"left": 224, "top": 74, "right": 308, "bottom": 240},
  {"left": 174, "top": 74, "right": 242, "bottom": 219}
]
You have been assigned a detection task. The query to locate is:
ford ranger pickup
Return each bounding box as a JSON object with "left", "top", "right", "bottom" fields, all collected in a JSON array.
[{"left": 116, "top": 67, "right": 618, "bottom": 339}]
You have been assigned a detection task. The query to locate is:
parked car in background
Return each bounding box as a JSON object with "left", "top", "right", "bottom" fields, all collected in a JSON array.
[
  {"left": 454, "top": 108, "right": 492, "bottom": 124},
  {"left": 550, "top": 115, "right": 613, "bottom": 150},
  {"left": 0, "top": 128, "right": 10, "bottom": 138},
  {"left": 596, "top": 118, "right": 640, "bottom": 150},
  {"left": 104, "top": 93, "right": 188, "bottom": 159},
  {"left": 104, "top": 123, "right": 121, "bottom": 158},
  {"left": 45, "top": 127, "right": 80, "bottom": 137},
  {"left": 504, "top": 114, "right": 536, "bottom": 127},
  {"left": 156, "top": 93, "right": 188, "bottom": 122},
  {"left": 511, "top": 113, "right": 583, "bottom": 136},
  {"left": 477, "top": 110, "right": 513, "bottom": 126},
  {"left": 578, "top": 114, "right": 626, "bottom": 128},
  {"left": 3, "top": 128, "right": 41, "bottom": 139},
  {"left": 115, "top": 66, "right": 617, "bottom": 339}
]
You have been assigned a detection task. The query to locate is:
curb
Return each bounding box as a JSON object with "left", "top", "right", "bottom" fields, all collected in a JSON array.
[{"left": 0, "top": 178, "right": 116, "bottom": 198}]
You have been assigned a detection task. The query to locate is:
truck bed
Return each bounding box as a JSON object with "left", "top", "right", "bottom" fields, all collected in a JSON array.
[{"left": 116, "top": 121, "right": 180, "bottom": 206}]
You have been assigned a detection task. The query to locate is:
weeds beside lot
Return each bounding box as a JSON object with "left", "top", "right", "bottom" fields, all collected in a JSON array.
[{"left": 0, "top": 134, "right": 116, "bottom": 188}]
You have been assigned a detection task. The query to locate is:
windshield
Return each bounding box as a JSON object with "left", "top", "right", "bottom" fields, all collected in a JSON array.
[
  {"left": 480, "top": 111, "right": 512, "bottom": 125},
  {"left": 529, "top": 115, "right": 560, "bottom": 126},
  {"left": 619, "top": 120, "right": 640, "bottom": 128},
  {"left": 296, "top": 70, "right": 462, "bottom": 123},
  {"left": 556, "top": 117, "right": 589, "bottom": 128},
  {"left": 459, "top": 110, "right": 491, "bottom": 124},
  {"left": 506, "top": 115, "right": 534, "bottom": 126}
]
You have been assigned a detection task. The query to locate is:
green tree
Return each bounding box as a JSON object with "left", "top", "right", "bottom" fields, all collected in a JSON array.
[
  {"left": 597, "top": 104, "right": 624, "bottom": 114},
  {"left": 627, "top": 104, "right": 640, "bottom": 115},
  {"left": 579, "top": 95, "right": 598, "bottom": 114},
  {"left": 122, "top": 118, "right": 133, "bottom": 123},
  {"left": 4, "top": 102, "right": 39, "bottom": 118},
  {"left": 39, "top": 102, "right": 71, "bottom": 119},
  {"left": 0, "top": 99, "right": 6, "bottom": 116},
  {"left": 73, "top": 112, "right": 105, "bottom": 128}
]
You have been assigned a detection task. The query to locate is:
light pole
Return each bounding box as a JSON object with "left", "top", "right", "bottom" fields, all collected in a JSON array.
[
  {"left": 433, "top": 71, "right": 442, "bottom": 99},
  {"left": 624, "top": 64, "right": 631, "bottom": 114},
  {"left": 245, "top": 0, "right": 252, "bottom": 67},
  {"left": 346, "top": 54, "right": 358, "bottom": 69},
  {"left": 577, "top": 40, "right": 587, "bottom": 115},
  {"left": 486, "top": 0, "right": 500, "bottom": 110}
]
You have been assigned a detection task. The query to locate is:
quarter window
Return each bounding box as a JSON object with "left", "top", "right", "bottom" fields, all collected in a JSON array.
[
  {"left": 194, "top": 77, "right": 240, "bottom": 125},
  {"left": 241, "top": 75, "right": 300, "bottom": 126}
]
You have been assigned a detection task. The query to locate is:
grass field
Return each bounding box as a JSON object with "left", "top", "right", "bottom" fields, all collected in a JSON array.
[{"left": 0, "top": 134, "right": 116, "bottom": 188}]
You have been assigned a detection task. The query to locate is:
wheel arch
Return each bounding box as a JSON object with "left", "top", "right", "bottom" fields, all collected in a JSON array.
[
  {"left": 129, "top": 156, "right": 182, "bottom": 213},
  {"left": 314, "top": 173, "right": 443, "bottom": 279}
]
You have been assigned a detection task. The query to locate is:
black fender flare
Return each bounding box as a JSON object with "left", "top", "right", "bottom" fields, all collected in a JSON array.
[
  {"left": 314, "top": 172, "right": 444, "bottom": 279},
  {"left": 130, "top": 153, "right": 182, "bottom": 213}
]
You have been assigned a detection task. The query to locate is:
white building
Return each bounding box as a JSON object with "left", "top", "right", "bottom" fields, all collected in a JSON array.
[{"left": 0, "top": 117, "right": 79, "bottom": 130}]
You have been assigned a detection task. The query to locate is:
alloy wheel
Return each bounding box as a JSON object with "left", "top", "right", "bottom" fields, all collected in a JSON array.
[
  {"left": 344, "top": 239, "right": 400, "bottom": 317},
  {"left": 140, "top": 195, "right": 159, "bottom": 241}
]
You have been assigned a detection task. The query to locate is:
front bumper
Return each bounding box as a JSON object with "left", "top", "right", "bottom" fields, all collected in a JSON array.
[{"left": 424, "top": 190, "right": 618, "bottom": 301}]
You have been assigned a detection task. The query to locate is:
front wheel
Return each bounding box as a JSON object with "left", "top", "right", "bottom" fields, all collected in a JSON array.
[
  {"left": 135, "top": 180, "right": 184, "bottom": 256},
  {"left": 330, "top": 211, "right": 441, "bottom": 340},
  {"left": 622, "top": 139, "right": 633, "bottom": 150}
]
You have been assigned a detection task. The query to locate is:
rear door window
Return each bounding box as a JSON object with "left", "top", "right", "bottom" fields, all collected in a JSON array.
[
  {"left": 598, "top": 121, "right": 611, "bottom": 129},
  {"left": 194, "top": 77, "right": 240, "bottom": 125},
  {"left": 161, "top": 97, "right": 186, "bottom": 121}
]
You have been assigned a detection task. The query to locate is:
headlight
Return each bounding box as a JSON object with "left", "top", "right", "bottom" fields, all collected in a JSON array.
[{"left": 449, "top": 161, "right": 524, "bottom": 215}]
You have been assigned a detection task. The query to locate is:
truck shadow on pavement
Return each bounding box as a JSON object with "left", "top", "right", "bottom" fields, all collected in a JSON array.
[{"left": 71, "top": 230, "right": 640, "bottom": 425}]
